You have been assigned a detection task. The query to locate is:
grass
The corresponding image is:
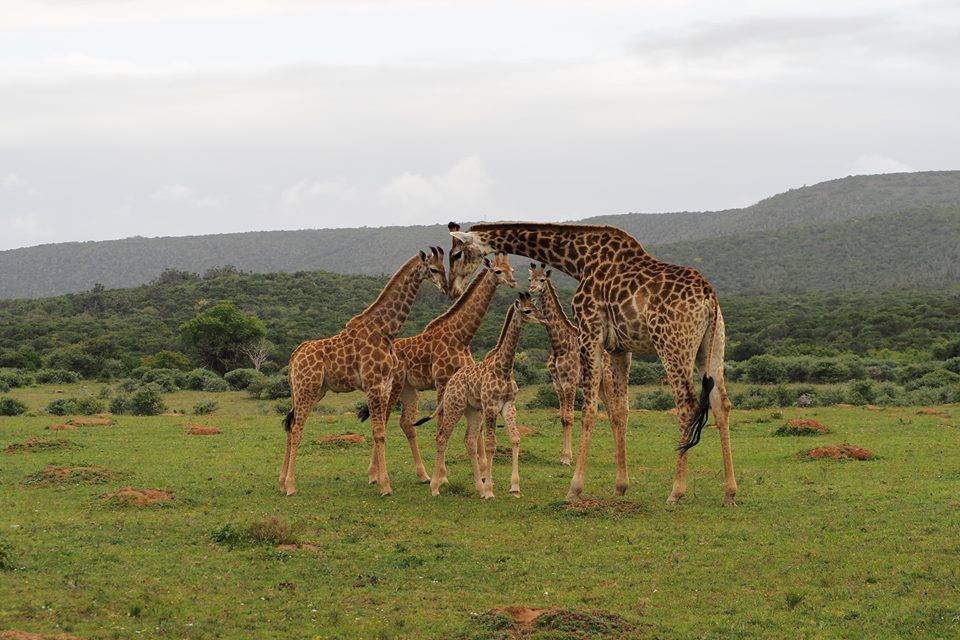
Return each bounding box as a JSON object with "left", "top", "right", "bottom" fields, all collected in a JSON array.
[{"left": 0, "top": 385, "right": 958, "bottom": 639}]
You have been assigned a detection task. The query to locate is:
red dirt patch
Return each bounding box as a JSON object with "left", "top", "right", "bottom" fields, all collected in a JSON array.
[
  {"left": 515, "top": 425, "right": 536, "bottom": 436},
  {"left": 47, "top": 423, "right": 76, "bottom": 431},
  {"left": 316, "top": 432, "right": 366, "bottom": 447},
  {"left": 4, "top": 437, "right": 75, "bottom": 454},
  {"left": 808, "top": 444, "right": 874, "bottom": 461},
  {"left": 68, "top": 416, "right": 113, "bottom": 426},
  {"left": 22, "top": 465, "right": 117, "bottom": 486},
  {"left": 0, "top": 632, "right": 82, "bottom": 640},
  {"left": 775, "top": 419, "right": 830, "bottom": 436},
  {"left": 493, "top": 606, "right": 550, "bottom": 625},
  {"left": 917, "top": 408, "right": 944, "bottom": 416},
  {"left": 186, "top": 425, "right": 221, "bottom": 435},
  {"left": 101, "top": 486, "right": 173, "bottom": 506}
]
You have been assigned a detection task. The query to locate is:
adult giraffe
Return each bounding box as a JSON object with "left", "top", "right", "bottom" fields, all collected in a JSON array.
[{"left": 448, "top": 222, "right": 736, "bottom": 506}]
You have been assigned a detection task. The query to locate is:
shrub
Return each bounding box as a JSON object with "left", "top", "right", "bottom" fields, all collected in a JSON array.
[
  {"left": 98, "top": 359, "right": 126, "bottom": 381},
  {"left": 733, "top": 386, "right": 779, "bottom": 409},
  {"left": 846, "top": 380, "right": 877, "bottom": 405},
  {"left": 34, "top": 369, "right": 81, "bottom": 384},
  {"left": 905, "top": 369, "right": 960, "bottom": 391},
  {"left": 140, "top": 368, "right": 181, "bottom": 392},
  {"left": 513, "top": 352, "right": 548, "bottom": 386},
  {"left": 193, "top": 399, "right": 219, "bottom": 415},
  {"left": 0, "top": 397, "right": 27, "bottom": 416},
  {"left": 630, "top": 361, "right": 665, "bottom": 385},
  {"left": 259, "top": 361, "right": 280, "bottom": 375},
  {"left": 224, "top": 368, "right": 263, "bottom": 391},
  {"left": 201, "top": 376, "right": 230, "bottom": 393},
  {"left": 46, "top": 396, "right": 105, "bottom": 416},
  {"left": 0, "top": 380, "right": 7, "bottom": 393},
  {"left": 0, "top": 539, "right": 14, "bottom": 571},
  {"left": 115, "top": 378, "right": 140, "bottom": 393},
  {"left": 526, "top": 384, "right": 559, "bottom": 409},
  {"left": 112, "top": 384, "right": 166, "bottom": 416},
  {"left": 744, "top": 355, "right": 787, "bottom": 384},
  {"left": 632, "top": 389, "right": 674, "bottom": 411},
  {"left": 932, "top": 338, "right": 960, "bottom": 360},
  {"left": 810, "top": 360, "right": 849, "bottom": 384},
  {"left": 0, "top": 369, "right": 34, "bottom": 389},
  {"left": 181, "top": 368, "right": 222, "bottom": 391},
  {"left": 255, "top": 375, "right": 291, "bottom": 400},
  {"left": 943, "top": 358, "right": 960, "bottom": 375},
  {"left": 140, "top": 350, "right": 192, "bottom": 371}
]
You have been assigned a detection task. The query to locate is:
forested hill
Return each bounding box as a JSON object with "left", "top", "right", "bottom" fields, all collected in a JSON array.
[{"left": 1, "top": 170, "right": 958, "bottom": 299}]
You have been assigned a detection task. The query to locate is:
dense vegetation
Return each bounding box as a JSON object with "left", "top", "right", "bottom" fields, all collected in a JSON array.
[{"left": 2, "top": 171, "right": 958, "bottom": 299}]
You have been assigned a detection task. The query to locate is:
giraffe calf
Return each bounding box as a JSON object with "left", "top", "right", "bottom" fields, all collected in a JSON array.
[{"left": 430, "top": 293, "right": 546, "bottom": 499}]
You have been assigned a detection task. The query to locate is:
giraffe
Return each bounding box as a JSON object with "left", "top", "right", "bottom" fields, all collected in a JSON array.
[
  {"left": 430, "top": 292, "right": 546, "bottom": 499},
  {"left": 528, "top": 262, "right": 618, "bottom": 467},
  {"left": 449, "top": 222, "right": 737, "bottom": 506},
  {"left": 358, "top": 252, "right": 517, "bottom": 483},
  {"left": 279, "top": 247, "right": 448, "bottom": 497}
]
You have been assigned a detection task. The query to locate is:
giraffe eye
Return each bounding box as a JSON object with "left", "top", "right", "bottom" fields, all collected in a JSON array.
[
  {"left": 451, "top": 250, "right": 462, "bottom": 261},
  {"left": 494, "top": 270, "right": 502, "bottom": 275},
  {"left": 522, "top": 309, "right": 531, "bottom": 314},
  {"left": 430, "top": 267, "right": 439, "bottom": 273}
]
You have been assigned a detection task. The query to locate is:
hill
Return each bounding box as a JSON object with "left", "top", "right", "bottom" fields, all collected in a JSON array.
[{"left": 1, "top": 171, "right": 959, "bottom": 299}]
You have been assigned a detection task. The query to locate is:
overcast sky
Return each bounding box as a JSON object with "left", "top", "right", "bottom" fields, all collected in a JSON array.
[{"left": 1, "top": 0, "right": 958, "bottom": 250}]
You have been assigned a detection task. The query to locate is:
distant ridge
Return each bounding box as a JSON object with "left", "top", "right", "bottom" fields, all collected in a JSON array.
[{"left": 1, "top": 170, "right": 958, "bottom": 299}]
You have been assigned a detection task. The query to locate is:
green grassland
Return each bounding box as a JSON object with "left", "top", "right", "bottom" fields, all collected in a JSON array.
[{"left": 1, "top": 386, "right": 959, "bottom": 639}]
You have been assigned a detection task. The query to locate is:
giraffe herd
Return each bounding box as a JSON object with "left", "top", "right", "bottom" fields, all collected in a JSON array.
[{"left": 282, "top": 221, "right": 737, "bottom": 506}]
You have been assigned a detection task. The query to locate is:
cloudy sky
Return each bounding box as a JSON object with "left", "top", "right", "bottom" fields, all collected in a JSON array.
[{"left": 1, "top": 0, "right": 958, "bottom": 250}]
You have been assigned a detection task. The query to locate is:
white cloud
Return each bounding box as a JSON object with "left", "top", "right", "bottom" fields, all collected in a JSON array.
[
  {"left": 0, "top": 173, "right": 27, "bottom": 191},
  {"left": 149, "top": 184, "right": 222, "bottom": 208},
  {"left": 378, "top": 156, "right": 493, "bottom": 220},
  {"left": 846, "top": 154, "right": 915, "bottom": 175},
  {"left": 280, "top": 179, "right": 359, "bottom": 207}
]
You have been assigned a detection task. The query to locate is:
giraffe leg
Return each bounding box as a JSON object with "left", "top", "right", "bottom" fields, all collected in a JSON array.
[
  {"left": 566, "top": 330, "right": 603, "bottom": 502},
  {"left": 398, "top": 384, "right": 430, "bottom": 482},
  {"left": 368, "top": 377, "right": 402, "bottom": 483},
  {"left": 463, "top": 407, "right": 486, "bottom": 496},
  {"left": 661, "top": 359, "right": 699, "bottom": 505},
  {"left": 704, "top": 311, "right": 737, "bottom": 506},
  {"left": 558, "top": 384, "right": 575, "bottom": 466},
  {"left": 480, "top": 409, "right": 497, "bottom": 499},
  {"left": 365, "top": 385, "right": 393, "bottom": 496},
  {"left": 281, "top": 384, "right": 322, "bottom": 496},
  {"left": 503, "top": 402, "right": 522, "bottom": 496},
  {"left": 431, "top": 393, "right": 464, "bottom": 495},
  {"left": 462, "top": 407, "right": 481, "bottom": 487},
  {"left": 605, "top": 351, "right": 631, "bottom": 497}
]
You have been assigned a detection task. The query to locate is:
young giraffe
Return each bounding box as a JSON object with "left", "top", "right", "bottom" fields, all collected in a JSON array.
[
  {"left": 449, "top": 222, "right": 737, "bottom": 506},
  {"left": 279, "top": 248, "right": 447, "bottom": 497},
  {"left": 430, "top": 292, "right": 547, "bottom": 499},
  {"left": 359, "top": 252, "right": 517, "bottom": 483},
  {"left": 527, "top": 263, "right": 617, "bottom": 467}
]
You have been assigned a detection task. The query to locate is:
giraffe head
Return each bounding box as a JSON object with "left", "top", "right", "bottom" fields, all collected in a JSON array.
[
  {"left": 527, "top": 262, "right": 553, "bottom": 294},
  {"left": 417, "top": 246, "right": 449, "bottom": 296},
  {"left": 482, "top": 252, "right": 517, "bottom": 290},
  {"left": 514, "top": 291, "right": 546, "bottom": 325},
  {"left": 447, "top": 222, "right": 490, "bottom": 299}
]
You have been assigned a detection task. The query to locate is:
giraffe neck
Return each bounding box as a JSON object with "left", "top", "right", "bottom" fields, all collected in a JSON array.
[
  {"left": 486, "top": 306, "right": 524, "bottom": 379},
  {"left": 360, "top": 256, "right": 423, "bottom": 340},
  {"left": 468, "top": 223, "right": 646, "bottom": 280},
  {"left": 424, "top": 269, "right": 497, "bottom": 345},
  {"left": 539, "top": 280, "right": 577, "bottom": 351}
]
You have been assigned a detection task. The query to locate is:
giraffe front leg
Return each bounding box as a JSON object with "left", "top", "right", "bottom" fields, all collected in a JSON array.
[
  {"left": 399, "top": 384, "right": 430, "bottom": 482},
  {"left": 481, "top": 409, "right": 497, "bottom": 499},
  {"left": 365, "top": 385, "right": 393, "bottom": 496},
  {"left": 503, "top": 402, "right": 522, "bottom": 497},
  {"left": 464, "top": 408, "right": 486, "bottom": 497},
  {"left": 558, "top": 384, "right": 575, "bottom": 466},
  {"left": 431, "top": 408, "right": 457, "bottom": 496},
  {"left": 567, "top": 332, "right": 603, "bottom": 502}
]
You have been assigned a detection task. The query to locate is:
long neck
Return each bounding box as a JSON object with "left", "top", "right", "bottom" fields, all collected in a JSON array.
[
  {"left": 361, "top": 256, "right": 424, "bottom": 339},
  {"left": 539, "top": 280, "right": 576, "bottom": 350},
  {"left": 487, "top": 306, "right": 523, "bottom": 378},
  {"left": 468, "top": 223, "right": 646, "bottom": 280},
  {"left": 425, "top": 269, "right": 498, "bottom": 345}
]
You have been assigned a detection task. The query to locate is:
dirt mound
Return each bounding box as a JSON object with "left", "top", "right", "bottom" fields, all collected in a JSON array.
[
  {"left": 316, "top": 432, "right": 366, "bottom": 447},
  {"left": 0, "top": 632, "right": 82, "bottom": 640},
  {"left": 515, "top": 425, "right": 536, "bottom": 436},
  {"left": 917, "top": 408, "right": 944, "bottom": 416},
  {"left": 47, "top": 423, "right": 76, "bottom": 431},
  {"left": 465, "top": 606, "right": 646, "bottom": 639},
  {"left": 808, "top": 444, "right": 874, "bottom": 461},
  {"left": 557, "top": 498, "right": 649, "bottom": 518},
  {"left": 68, "top": 416, "right": 113, "bottom": 426},
  {"left": 23, "top": 465, "right": 116, "bottom": 487},
  {"left": 774, "top": 419, "right": 830, "bottom": 436},
  {"left": 101, "top": 486, "right": 173, "bottom": 506},
  {"left": 186, "top": 425, "right": 221, "bottom": 435},
  {"left": 4, "top": 437, "right": 76, "bottom": 454}
]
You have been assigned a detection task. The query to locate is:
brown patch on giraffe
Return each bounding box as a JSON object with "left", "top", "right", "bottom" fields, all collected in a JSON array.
[
  {"left": 0, "top": 632, "right": 82, "bottom": 640},
  {"left": 917, "top": 408, "right": 943, "bottom": 416},
  {"left": 4, "top": 437, "right": 76, "bottom": 454},
  {"left": 186, "top": 424, "right": 221, "bottom": 435},
  {"left": 23, "top": 465, "right": 117, "bottom": 486},
  {"left": 48, "top": 423, "right": 76, "bottom": 431},
  {"left": 101, "top": 486, "right": 173, "bottom": 507},
  {"left": 68, "top": 416, "right": 113, "bottom": 426},
  {"left": 807, "top": 444, "right": 874, "bottom": 461},
  {"left": 316, "top": 432, "right": 367, "bottom": 447},
  {"left": 774, "top": 419, "right": 830, "bottom": 436}
]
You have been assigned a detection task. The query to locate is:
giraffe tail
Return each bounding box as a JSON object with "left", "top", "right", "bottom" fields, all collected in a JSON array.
[
  {"left": 356, "top": 403, "right": 370, "bottom": 422},
  {"left": 678, "top": 374, "right": 714, "bottom": 453},
  {"left": 283, "top": 409, "right": 295, "bottom": 433},
  {"left": 413, "top": 408, "right": 437, "bottom": 427}
]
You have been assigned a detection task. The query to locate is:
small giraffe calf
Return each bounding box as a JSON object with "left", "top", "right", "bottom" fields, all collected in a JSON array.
[{"left": 430, "top": 293, "right": 546, "bottom": 499}]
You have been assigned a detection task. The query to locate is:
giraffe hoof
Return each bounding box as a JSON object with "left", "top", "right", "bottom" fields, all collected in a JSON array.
[
  {"left": 723, "top": 495, "right": 737, "bottom": 507},
  {"left": 418, "top": 475, "right": 432, "bottom": 484},
  {"left": 615, "top": 483, "right": 628, "bottom": 497},
  {"left": 379, "top": 487, "right": 393, "bottom": 497},
  {"left": 509, "top": 489, "right": 521, "bottom": 498},
  {"left": 560, "top": 458, "right": 571, "bottom": 466},
  {"left": 283, "top": 487, "right": 297, "bottom": 497},
  {"left": 666, "top": 492, "right": 683, "bottom": 505}
]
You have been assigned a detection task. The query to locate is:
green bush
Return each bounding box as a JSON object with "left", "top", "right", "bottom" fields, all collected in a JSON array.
[
  {"left": 253, "top": 374, "right": 290, "bottom": 400},
  {"left": 43, "top": 346, "right": 100, "bottom": 378},
  {"left": 112, "top": 384, "right": 166, "bottom": 416},
  {"left": 46, "top": 396, "right": 105, "bottom": 416},
  {"left": 0, "top": 369, "right": 34, "bottom": 389},
  {"left": 630, "top": 361, "right": 665, "bottom": 385},
  {"left": 201, "top": 376, "right": 230, "bottom": 392},
  {"left": 846, "top": 380, "right": 877, "bottom": 405},
  {"left": 905, "top": 369, "right": 960, "bottom": 391},
  {"left": 632, "top": 389, "right": 674, "bottom": 411},
  {"left": 181, "top": 368, "right": 222, "bottom": 391},
  {"left": 0, "top": 380, "right": 8, "bottom": 393},
  {"left": 526, "top": 384, "right": 559, "bottom": 409},
  {"left": 34, "top": 369, "right": 81, "bottom": 384},
  {"left": 943, "top": 358, "right": 960, "bottom": 375},
  {"left": 0, "top": 397, "right": 27, "bottom": 416},
  {"left": 810, "top": 360, "right": 849, "bottom": 384},
  {"left": 224, "top": 368, "right": 263, "bottom": 390},
  {"left": 193, "top": 399, "right": 219, "bottom": 415},
  {"left": 744, "top": 355, "right": 787, "bottom": 384},
  {"left": 98, "top": 359, "right": 126, "bottom": 381},
  {"left": 139, "top": 350, "right": 192, "bottom": 371},
  {"left": 140, "top": 368, "right": 181, "bottom": 392}
]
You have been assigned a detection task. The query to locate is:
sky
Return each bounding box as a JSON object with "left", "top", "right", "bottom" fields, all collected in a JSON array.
[{"left": 1, "top": 0, "right": 958, "bottom": 250}]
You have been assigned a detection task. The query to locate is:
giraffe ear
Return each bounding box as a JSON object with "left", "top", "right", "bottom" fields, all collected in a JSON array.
[
  {"left": 545, "top": 269, "right": 552, "bottom": 277},
  {"left": 418, "top": 250, "right": 427, "bottom": 261},
  {"left": 482, "top": 257, "right": 492, "bottom": 269},
  {"left": 448, "top": 221, "right": 461, "bottom": 232},
  {"left": 530, "top": 262, "right": 536, "bottom": 269}
]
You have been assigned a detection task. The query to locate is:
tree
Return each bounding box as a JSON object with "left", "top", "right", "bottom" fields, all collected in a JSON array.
[
  {"left": 179, "top": 302, "right": 266, "bottom": 374},
  {"left": 240, "top": 337, "right": 273, "bottom": 372}
]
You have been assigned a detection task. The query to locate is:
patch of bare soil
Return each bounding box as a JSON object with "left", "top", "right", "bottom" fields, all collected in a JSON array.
[
  {"left": 68, "top": 416, "right": 113, "bottom": 426},
  {"left": 557, "top": 498, "right": 649, "bottom": 518},
  {"left": 808, "top": 444, "right": 874, "bottom": 461},
  {"left": 0, "top": 632, "right": 82, "bottom": 640},
  {"left": 917, "top": 408, "right": 944, "bottom": 416},
  {"left": 4, "top": 437, "right": 76, "bottom": 455},
  {"left": 774, "top": 419, "right": 830, "bottom": 436},
  {"left": 316, "top": 432, "right": 366, "bottom": 447},
  {"left": 865, "top": 404, "right": 879, "bottom": 411},
  {"left": 515, "top": 425, "right": 536, "bottom": 436},
  {"left": 464, "top": 606, "right": 648, "bottom": 639},
  {"left": 22, "top": 465, "right": 117, "bottom": 487},
  {"left": 186, "top": 425, "right": 221, "bottom": 435},
  {"left": 47, "top": 423, "right": 76, "bottom": 431},
  {"left": 101, "top": 486, "right": 173, "bottom": 507}
]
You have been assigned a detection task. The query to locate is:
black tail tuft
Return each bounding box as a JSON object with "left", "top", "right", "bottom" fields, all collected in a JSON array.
[
  {"left": 413, "top": 415, "right": 432, "bottom": 426},
  {"left": 283, "top": 409, "right": 295, "bottom": 433},
  {"left": 678, "top": 374, "right": 714, "bottom": 454},
  {"left": 356, "top": 403, "right": 370, "bottom": 422}
]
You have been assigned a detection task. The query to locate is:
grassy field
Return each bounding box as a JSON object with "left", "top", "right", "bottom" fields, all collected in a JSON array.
[{"left": 1, "top": 385, "right": 959, "bottom": 639}]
